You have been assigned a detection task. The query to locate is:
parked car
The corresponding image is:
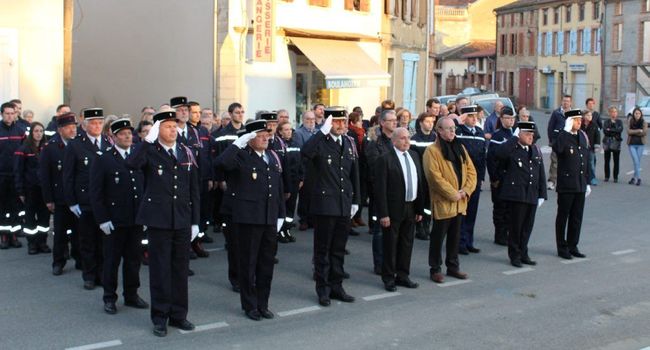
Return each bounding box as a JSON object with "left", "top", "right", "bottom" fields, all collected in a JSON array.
[
  {"left": 470, "top": 93, "right": 499, "bottom": 104},
  {"left": 435, "top": 95, "right": 457, "bottom": 106},
  {"left": 459, "top": 87, "right": 484, "bottom": 96},
  {"left": 474, "top": 97, "right": 515, "bottom": 116},
  {"left": 626, "top": 96, "right": 650, "bottom": 123}
]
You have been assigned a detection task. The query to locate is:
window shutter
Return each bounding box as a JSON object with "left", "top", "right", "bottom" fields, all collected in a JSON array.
[
  {"left": 557, "top": 30, "right": 564, "bottom": 55},
  {"left": 583, "top": 28, "right": 591, "bottom": 54},
  {"left": 569, "top": 29, "right": 577, "bottom": 54}
]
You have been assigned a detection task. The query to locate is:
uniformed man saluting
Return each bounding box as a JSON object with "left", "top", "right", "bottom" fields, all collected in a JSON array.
[
  {"left": 90, "top": 118, "right": 149, "bottom": 315},
  {"left": 301, "top": 108, "right": 360, "bottom": 307},
  {"left": 215, "top": 119, "right": 285, "bottom": 321},
  {"left": 128, "top": 111, "right": 199, "bottom": 337}
]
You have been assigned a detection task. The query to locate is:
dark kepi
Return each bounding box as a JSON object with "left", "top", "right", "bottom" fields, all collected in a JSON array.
[
  {"left": 83, "top": 108, "right": 104, "bottom": 120},
  {"left": 110, "top": 118, "right": 134, "bottom": 134},
  {"left": 170, "top": 96, "right": 188, "bottom": 108}
]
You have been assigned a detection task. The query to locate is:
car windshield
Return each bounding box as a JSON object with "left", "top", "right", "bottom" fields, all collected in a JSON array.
[{"left": 476, "top": 98, "right": 514, "bottom": 116}]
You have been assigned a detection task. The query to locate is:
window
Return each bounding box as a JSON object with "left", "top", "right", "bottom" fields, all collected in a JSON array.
[
  {"left": 558, "top": 30, "right": 565, "bottom": 54},
  {"left": 309, "top": 0, "right": 329, "bottom": 6},
  {"left": 478, "top": 58, "right": 485, "bottom": 71},
  {"left": 581, "top": 28, "right": 592, "bottom": 54},
  {"left": 385, "top": 0, "right": 400, "bottom": 16},
  {"left": 511, "top": 33, "right": 517, "bottom": 55},
  {"left": 541, "top": 32, "right": 547, "bottom": 56},
  {"left": 578, "top": 3, "right": 585, "bottom": 21},
  {"left": 644, "top": 22, "right": 650, "bottom": 61},
  {"left": 591, "top": 28, "right": 598, "bottom": 54},
  {"left": 645, "top": 0, "right": 650, "bottom": 12},
  {"left": 593, "top": 1, "right": 600, "bottom": 20},
  {"left": 511, "top": 13, "right": 515, "bottom": 26},
  {"left": 611, "top": 66, "right": 619, "bottom": 100},
  {"left": 500, "top": 34, "right": 507, "bottom": 56},
  {"left": 401, "top": 0, "right": 412, "bottom": 22},
  {"left": 612, "top": 23, "right": 623, "bottom": 51},
  {"left": 614, "top": 1, "right": 622, "bottom": 15},
  {"left": 529, "top": 10, "right": 535, "bottom": 25},
  {"left": 564, "top": 30, "right": 570, "bottom": 54},
  {"left": 345, "top": 0, "right": 370, "bottom": 12},
  {"left": 529, "top": 30, "right": 536, "bottom": 55},
  {"left": 552, "top": 31, "right": 558, "bottom": 55},
  {"left": 553, "top": 7, "right": 560, "bottom": 24},
  {"left": 577, "top": 29, "right": 583, "bottom": 54},
  {"left": 518, "top": 32, "right": 524, "bottom": 55},
  {"left": 542, "top": 8, "right": 548, "bottom": 25},
  {"left": 566, "top": 5, "right": 572, "bottom": 22},
  {"left": 519, "top": 12, "right": 524, "bottom": 26}
]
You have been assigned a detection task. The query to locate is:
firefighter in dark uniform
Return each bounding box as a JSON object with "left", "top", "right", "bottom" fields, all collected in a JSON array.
[
  {"left": 128, "top": 110, "right": 199, "bottom": 336},
  {"left": 215, "top": 119, "right": 285, "bottom": 321},
  {"left": 455, "top": 106, "right": 486, "bottom": 254},
  {"left": 486, "top": 106, "right": 516, "bottom": 246},
  {"left": 277, "top": 120, "right": 304, "bottom": 243},
  {"left": 0, "top": 102, "right": 26, "bottom": 249},
  {"left": 40, "top": 112, "right": 81, "bottom": 274},
  {"left": 494, "top": 121, "right": 547, "bottom": 267},
  {"left": 14, "top": 121, "right": 51, "bottom": 254},
  {"left": 553, "top": 109, "right": 591, "bottom": 260},
  {"left": 90, "top": 118, "right": 149, "bottom": 315},
  {"left": 410, "top": 112, "right": 436, "bottom": 241},
  {"left": 301, "top": 108, "right": 360, "bottom": 307},
  {"left": 63, "top": 108, "right": 111, "bottom": 290}
]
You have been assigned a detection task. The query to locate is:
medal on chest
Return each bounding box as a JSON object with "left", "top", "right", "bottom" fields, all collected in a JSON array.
[
  {"left": 327, "top": 155, "right": 332, "bottom": 165},
  {"left": 157, "top": 165, "right": 163, "bottom": 176},
  {"left": 252, "top": 167, "right": 257, "bottom": 180},
  {"left": 57, "top": 160, "right": 62, "bottom": 171},
  {"left": 570, "top": 147, "right": 574, "bottom": 155},
  {"left": 83, "top": 157, "right": 89, "bottom": 166},
  {"left": 114, "top": 171, "right": 120, "bottom": 184},
  {"left": 518, "top": 160, "right": 522, "bottom": 168}
]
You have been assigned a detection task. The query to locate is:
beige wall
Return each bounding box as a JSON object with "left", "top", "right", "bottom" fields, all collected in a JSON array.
[
  {"left": 0, "top": 0, "right": 64, "bottom": 122},
  {"left": 70, "top": 0, "right": 215, "bottom": 118},
  {"left": 468, "top": 0, "right": 517, "bottom": 42}
]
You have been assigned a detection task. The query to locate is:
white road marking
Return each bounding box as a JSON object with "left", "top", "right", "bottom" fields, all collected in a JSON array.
[
  {"left": 626, "top": 168, "right": 643, "bottom": 175},
  {"left": 612, "top": 249, "right": 637, "bottom": 256},
  {"left": 277, "top": 305, "right": 321, "bottom": 317},
  {"left": 502, "top": 267, "right": 535, "bottom": 275},
  {"left": 66, "top": 340, "right": 122, "bottom": 350},
  {"left": 179, "top": 322, "right": 229, "bottom": 334},
  {"left": 438, "top": 279, "right": 473, "bottom": 287},
  {"left": 362, "top": 292, "right": 402, "bottom": 301},
  {"left": 561, "top": 258, "right": 590, "bottom": 264},
  {"left": 205, "top": 247, "right": 224, "bottom": 252}
]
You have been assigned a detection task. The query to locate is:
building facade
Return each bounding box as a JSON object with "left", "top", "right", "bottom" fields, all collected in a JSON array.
[{"left": 602, "top": 0, "right": 650, "bottom": 113}]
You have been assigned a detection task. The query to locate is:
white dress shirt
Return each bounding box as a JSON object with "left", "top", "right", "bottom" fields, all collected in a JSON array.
[
  {"left": 394, "top": 146, "right": 418, "bottom": 202},
  {"left": 114, "top": 145, "right": 130, "bottom": 159},
  {"left": 160, "top": 142, "right": 177, "bottom": 158},
  {"left": 88, "top": 134, "right": 101, "bottom": 149}
]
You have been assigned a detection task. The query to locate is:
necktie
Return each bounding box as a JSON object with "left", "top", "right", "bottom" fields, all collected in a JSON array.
[
  {"left": 404, "top": 152, "right": 414, "bottom": 201},
  {"left": 124, "top": 151, "right": 129, "bottom": 159},
  {"left": 167, "top": 148, "right": 177, "bottom": 162},
  {"left": 182, "top": 130, "right": 186, "bottom": 140},
  {"left": 470, "top": 128, "right": 475, "bottom": 135},
  {"left": 94, "top": 138, "right": 99, "bottom": 150}
]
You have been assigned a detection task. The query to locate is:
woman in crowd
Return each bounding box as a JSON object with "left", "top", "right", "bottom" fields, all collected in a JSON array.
[
  {"left": 581, "top": 110, "right": 601, "bottom": 186},
  {"left": 627, "top": 107, "right": 648, "bottom": 186},
  {"left": 14, "top": 122, "right": 51, "bottom": 254},
  {"left": 602, "top": 106, "right": 623, "bottom": 183},
  {"left": 397, "top": 109, "right": 416, "bottom": 136}
]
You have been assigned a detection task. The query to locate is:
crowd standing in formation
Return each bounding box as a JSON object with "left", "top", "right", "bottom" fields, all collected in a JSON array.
[{"left": 0, "top": 94, "right": 647, "bottom": 337}]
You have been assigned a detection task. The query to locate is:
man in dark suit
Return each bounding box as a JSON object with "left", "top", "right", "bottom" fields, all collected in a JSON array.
[
  {"left": 375, "top": 127, "right": 424, "bottom": 292},
  {"left": 553, "top": 109, "right": 591, "bottom": 260},
  {"left": 301, "top": 108, "right": 360, "bottom": 307},
  {"left": 90, "top": 118, "right": 149, "bottom": 315},
  {"left": 128, "top": 110, "right": 199, "bottom": 337},
  {"left": 63, "top": 108, "right": 112, "bottom": 290},
  {"left": 215, "top": 120, "right": 285, "bottom": 321}
]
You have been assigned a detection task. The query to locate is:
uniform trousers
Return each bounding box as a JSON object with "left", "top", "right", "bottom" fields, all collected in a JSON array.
[
  {"left": 284, "top": 191, "right": 298, "bottom": 222},
  {"left": 148, "top": 227, "right": 190, "bottom": 326},
  {"left": 222, "top": 215, "right": 239, "bottom": 288},
  {"left": 0, "top": 176, "right": 20, "bottom": 235},
  {"left": 102, "top": 226, "right": 142, "bottom": 303},
  {"left": 237, "top": 223, "right": 277, "bottom": 312},
  {"left": 52, "top": 206, "right": 79, "bottom": 268},
  {"left": 381, "top": 202, "right": 415, "bottom": 283},
  {"left": 368, "top": 190, "right": 383, "bottom": 269},
  {"left": 555, "top": 192, "right": 585, "bottom": 254},
  {"left": 491, "top": 185, "right": 509, "bottom": 244},
  {"left": 505, "top": 201, "right": 537, "bottom": 261},
  {"left": 23, "top": 186, "right": 50, "bottom": 245},
  {"left": 78, "top": 211, "right": 104, "bottom": 283},
  {"left": 548, "top": 151, "right": 558, "bottom": 184},
  {"left": 460, "top": 185, "right": 481, "bottom": 249},
  {"left": 297, "top": 185, "right": 312, "bottom": 226},
  {"left": 199, "top": 181, "right": 214, "bottom": 233},
  {"left": 212, "top": 188, "right": 224, "bottom": 232},
  {"left": 429, "top": 215, "right": 462, "bottom": 274},
  {"left": 313, "top": 215, "right": 350, "bottom": 297}
]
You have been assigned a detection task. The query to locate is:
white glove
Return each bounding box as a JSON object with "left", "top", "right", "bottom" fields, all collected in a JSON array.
[
  {"left": 320, "top": 115, "right": 333, "bottom": 135},
  {"left": 233, "top": 132, "right": 257, "bottom": 149},
  {"left": 69, "top": 204, "right": 81, "bottom": 217},
  {"left": 350, "top": 204, "right": 359, "bottom": 218},
  {"left": 563, "top": 117, "right": 574, "bottom": 132},
  {"left": 145, "top": 120, "right": 160, "bottom": 143},
  {"left": 513, "top": 127, "right": 520, "bottom": 137},
  {"left": 585, "top": 185, "right": 592, "bottom": 197},
  {"left": 99, "top": 221, "right": 114, "bottom": 235},
  {"left": 276, "top": 219, "right": 284, "bottom": 233},
  {"left": 191, "top": 225, "right": 199, "bottom": 241},
  {"left": 537, "top": 198, "right": 545, "bottom": 208}
]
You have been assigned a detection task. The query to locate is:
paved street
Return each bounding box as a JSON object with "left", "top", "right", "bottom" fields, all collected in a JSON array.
[{"left": 1, "top": 111, "right": 649, "bottom": 350}]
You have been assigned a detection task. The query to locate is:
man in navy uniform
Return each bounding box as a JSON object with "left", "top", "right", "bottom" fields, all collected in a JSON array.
[
  {"left": 40, "top": 112, "right": 81, "bottom": 274},
  {"left": 553, "top": 109, "right": 591, "bottom": 260},
  {"left": 63, "top": 108, "right": 111, "bottom": 290},
  {"left": 0, "top": 102, "right": 26, "bottom": 249},
  {"left": 90, "top": 118, "right": 149, "bottom": 314},
  {"left": 216, "top": 119, "right": 285, "bottom": 321},
  {"left": 456, "top": 106, "right": 486, "bottom": 254},
  {"left": 486, "top": 107, "right": 516, "bottom": 246},
  {"left": 128, "top": 110, "right": 199, "bottom": 336},
  {"left": 494, "top": 121, "right": 547, "bottom": 267},
  {"left": 302, "top": 108, "right": 360, "bottom": 306}
]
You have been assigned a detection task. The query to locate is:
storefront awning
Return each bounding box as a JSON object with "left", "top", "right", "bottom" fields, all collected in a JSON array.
[{"left": 290, "top": 37, "right": 390, "bottom": 89}]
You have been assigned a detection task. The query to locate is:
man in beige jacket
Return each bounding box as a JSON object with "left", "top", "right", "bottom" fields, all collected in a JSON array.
[{"left": 423, "top": 117, "right": 477, "bottom": 283}]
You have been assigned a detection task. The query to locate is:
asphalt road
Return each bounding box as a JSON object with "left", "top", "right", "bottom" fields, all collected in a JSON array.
[{"left": 1, "top": 110, "right": 649, "bottom": 350}]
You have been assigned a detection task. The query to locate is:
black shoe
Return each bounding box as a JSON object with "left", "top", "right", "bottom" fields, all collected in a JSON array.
[
  {"left": 75, "top": 261, "right": 83, "bottom": 270},
  {"left": 467, "top": 246, "right": 481, "bottom": 253},
  {"left": 278, "top": 231, "right": 290, "bottom": 243},
  {"left": 245, "top": 309, "right": 261, "bottom": 321},
  {"left": 395, "top": 278, "right": 419, "bottom": 289},
  {"left": 188, "top": 269, "right": 195, "bottom": 276},
  {"left": 232, "top": 284, "right": 241, "bottom": 293},
  {"left": 52, "top": 265, "right": 63, "bottom": 276},
  {"left": 28, "top": 244, "right": 38, "bottom": 255},
  {"left": 83, "top": 281, "right": 95, "bottom": 290},
  {"left": 521, "top": 257, "right": 537, "bottom": 265},
  {"left": 189, "top": 250, "right": 197, "bottom": 260},
  {"left": 9, "top": 235, "right": 22, "bottom": 248},
  {"left": 201, "top": 234, "right": 214, "bottom": 243},
  {"left": 494, "top": 240, "right": 507, "bottom": 246},
  {"left": 192, "top": 241, "right": 210, "bottom": 258},
  {"left": 384, "top": 281, "right": 397, "bottom": 292},
  {"left": 558, "top": 251, "right": 573, "bottom": 260},
  {"left": 458, "top": 247, "right": 469, "bottom": 255},
  {"left": 415, "top": 232, "right": 429, "bottom": 241},
  {"left": 0, "top": 235, "right": 8, "bottom": 249},
  {"left": 344, "top": 249, "right": 350, "bottom": 255},
  {"left": 511, "top": 259, "right": 523, "bottom": 268},
  {"left": 342, "top": 271, "right": 350, "bottom": 279},
  {"left": 569, "top": 249, "right": 586, "bottom": 258},
  {"left": 286, "top": 230, "right": 297, "bottom": 242},
  {"left": 330, "top": 289, "right": 355, "bottom": 303},
  {"left": 604, "top": 178, "right": 609, "bottom": 182},
  {"left": 614, "top": 178, "right": 618, "bottom": 183},
  {"left": 373, "top": 266, "right": 382, "bottom": 276},
  {"left": 258, "top": 308, "right": 274, "bottom": 319},
  {"left": 124, "top": 296, "right": 149, "bottom": 309},
  {"left": 104, "top": 301, "right": 117, "bottom": 314},
  {"left": 169, "top": 319, "right": 195, "bottom": 331},
  {"left": 274, "top": 257, "right": 279, "bottom": 264},
  {"left": 348, "top": 228, "right": 360, "bottom": 236},
  {"left": 318, "top": 296, "right": 331, "bottom": 307},
  {"left": 153, "top": 324, "right": 167, "bottom": 337},
  {"left": 38, "top": 243, "right": 51, "bottom": 253},
  {"left": 637, "top": 179, "right": 642, "bottom": 186},
  {"left": 629, "top": 178, "right": 636, "bottom": 185}
]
